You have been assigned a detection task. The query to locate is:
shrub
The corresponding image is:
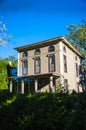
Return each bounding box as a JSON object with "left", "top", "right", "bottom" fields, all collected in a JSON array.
[{"left": 0, "top": 90, "right": 86, "bottom": 130}]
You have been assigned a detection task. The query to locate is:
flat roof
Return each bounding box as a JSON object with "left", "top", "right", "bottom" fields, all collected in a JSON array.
[{"left": 14, "top": 36, "right": 82, "bottom": 57}]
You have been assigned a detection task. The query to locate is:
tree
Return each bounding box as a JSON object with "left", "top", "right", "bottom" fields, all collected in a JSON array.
[
  {"left": 0, "top": 56, "right": 17, "bottom": 90},
  {"left": 0, "top": 17, "right": 16, "bottom": 89},
  {"left": 0, "top": 57, "right": 8, "bottom": 89},
  {"left": 5, "top": 56, "right": 17, "bottom": 67},
  {"left": 66, "top": 20, "right": 86, "bottom": 68},
  {"left": 0, "top": 16, "right": 13, "bottom": 46},
  {"left": 66, "top": 20, "right": 86, "bottom": 91}
]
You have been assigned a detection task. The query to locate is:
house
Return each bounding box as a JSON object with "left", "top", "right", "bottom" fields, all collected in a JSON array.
[{"left": 13, "top": 36, "right": 83, "bottom": 94}]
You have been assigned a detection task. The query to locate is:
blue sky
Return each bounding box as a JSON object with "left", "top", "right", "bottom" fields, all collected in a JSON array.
[{"left": 0, "top": 0, "right": 86, "bottom": 58}]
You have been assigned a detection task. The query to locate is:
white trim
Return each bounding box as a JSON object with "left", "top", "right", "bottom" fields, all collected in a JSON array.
[
  {"left": 35, "top": 80, "right": 38, "bottom": 92},
  {"left": 10, "top": 81, "right": 12, "bottom": 93},
  {"left": 21, "top": 80, "right": 24, "bottom": 94}
]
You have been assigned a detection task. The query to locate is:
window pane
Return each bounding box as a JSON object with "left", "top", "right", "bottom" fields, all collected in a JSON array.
[
  {"left": 22, "top": 61, "right": 28, "bottom": 75},
  {"left": 34, "top": 48, "right": 40, "bottom": 55},
  {"left": 63, "top": 46, "right": 66, "bottom": 53},
  {"left": 23, "top": 51, "right": 28, "bottom": 57},
  {"left": 49, "top": 55, "right": 55, "bottom": 72},
  {"left": 50, "top": 64, "right": 54, "bottom": 72},
  {"left": 23, "top": 68, "right": 27, "bottom": 75},
  {"left": 36, "top": 60, "right": 40, "bottom": 66},
  {"left": 48, "top": 45, "right": 55, "bottom": 52},
  {"left": 35, "top": 58, "right": 40, "bottom": 74},
  {"left": 63, "top": 55, "right": 67, "bottom": 73},
  {"left": 36, "top": 66, "right": 40, "bottom": 73},
  {"left": 76, "top": 63, "right": 78, "bottom": 77}
]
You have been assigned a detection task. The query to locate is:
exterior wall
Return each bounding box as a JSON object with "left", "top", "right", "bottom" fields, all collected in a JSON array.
[
  {"left": 18, "top": 42, "right": 60, "bottom": 76},
  {"left": 59, "top": 41, "right": 82, "bottom": 93},
  {"left": 18, "top": 53, "right": 20, "bottom": 76},
  {"left": 17, "top": 40, "right": 82, "bottom": 93},
  {"left": 18, "top": 52, "right": 22, "bottom": 76}
]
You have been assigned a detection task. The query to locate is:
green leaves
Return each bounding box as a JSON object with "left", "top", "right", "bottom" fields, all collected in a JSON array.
[
  {"left": 0, "top": 91, "right": 86, "bottom": 130},
  {"left": 0, "top": 58, "right": 8, "bottom": 89},
  {"left": 0, "top": 56, "right": 17, "bottom": 89},
  {"left": 66, "top": 20, "right": 86, "bottom": 68}
]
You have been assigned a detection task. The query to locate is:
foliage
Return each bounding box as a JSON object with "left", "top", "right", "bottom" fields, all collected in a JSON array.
[
  {"left": 66, "top": 20, "right": 86, "bottom": 68},
  {"left": 0, "top": 16, "right": 13, "bottom": 46},
  {"left": 0, "top": 56, "right": 17, "bottom": 89},
  {"left": 4, "top": 55, "right": 17, "bottom": 67},
  {"left": 0, "top": 58, "right": 8, "bottom": 89},
  {"left": 0, "top": 90, "right": 86, "bottom": 130}
]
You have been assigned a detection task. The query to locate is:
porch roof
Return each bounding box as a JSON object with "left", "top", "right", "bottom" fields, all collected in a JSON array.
[
  {"left": 7, "top": 72, "right": 60, "bottom": 81},
  {"left": 21, "top": 72, "right": 60, "bottom": 79}
]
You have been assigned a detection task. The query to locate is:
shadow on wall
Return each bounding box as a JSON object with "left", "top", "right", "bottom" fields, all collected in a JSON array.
[{"left": 79, "top": 66, "right": 86, "bottom": 92}]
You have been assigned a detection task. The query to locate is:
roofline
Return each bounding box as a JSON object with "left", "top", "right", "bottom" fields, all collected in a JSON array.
[
  {"left": 60, "top": 37, "right": 82, "bottom": 57},
  {"left": 14, "top": 36, "right": 82, "bottom": 57},
  {"left": 14, "top": 36, "right": 62, "bottom": 50}
]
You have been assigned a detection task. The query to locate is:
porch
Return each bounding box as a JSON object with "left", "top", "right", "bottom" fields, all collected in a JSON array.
[{"left": 9, "top": 73, "right": 60, "bottom": 94}]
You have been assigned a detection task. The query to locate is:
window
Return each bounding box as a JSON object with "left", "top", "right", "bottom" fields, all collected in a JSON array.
[
  {"left": 64, "top": 79, "right": 68, "bottom": 93},
  {"left": 63, "top": 46, "right": 66, "bottom": 53},
  {"left": 49, "top": 55, "right": 55, "bottom": 72},
  {"left": 63, "top": 55, "right": 67, "bottom": 73},
  {"left": 22, "top": 51, "right": 28, "bottom": 57},
  {"left": 22, "top": 60, "right": 28, "bottom": 75},
  {"left": 48, "top": 45, "right": 55, "bottom": 52},
  {"left": 75, "top": 56, "right": 77, "bottom": 61},
  {"left": 76, "top": 63, "right": 78, "bottom": 77},
  {"left": 34, "top": 58, "right": 40, "bottom": 74},
  {"left": 34, "top": 48, "right": 40, "bottom": 55}
]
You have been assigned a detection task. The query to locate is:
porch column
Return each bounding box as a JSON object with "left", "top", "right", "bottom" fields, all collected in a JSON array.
[
  {"left": 21, "top": 80, "right": 24, "bottom": 94},
  {"left": 35, "top": 79, "right": 38, "bottom": 92},
  {"left": 50, "top": 76, "right": 55, "bottom": 92},
  {"left": 10, "top": 80, "right": 12, "bottom": 93}
]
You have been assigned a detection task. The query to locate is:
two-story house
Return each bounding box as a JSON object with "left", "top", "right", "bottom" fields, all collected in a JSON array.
[{"left": 14, "top": 36, "right": 83, "bottom": 94}]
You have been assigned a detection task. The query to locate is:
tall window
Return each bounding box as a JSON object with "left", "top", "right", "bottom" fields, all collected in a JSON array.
[
  {"left": 76, "top": 63, "right": 78, "bottom": 77},
  {"left": 34, "top": 48, "right": 40, "bottom": 55},
  {"left": 49, "top": 55, "right": 55, "bottom": 72},
  {"left": 48, "top": 45, "right": 55, "bottom": 52},
  {"left": 22, "top": 60, "right": 28, "bottom": 75},
  {"left": 34, "top": 58, "right": 40, "bottom": 74},
  {"left": 63, "top": 46, "right": 66, "bottom": 53},
  {"left": 22, "top": 51, "right": 28, "bottom": 57},
  {"left": 63, "top": 55, "right": 67, "bottom": 73},
  {"left": 75, "top": 56, "right": 77, "bottom": 61}
]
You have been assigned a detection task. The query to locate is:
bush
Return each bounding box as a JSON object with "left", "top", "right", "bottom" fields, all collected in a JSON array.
[{"left": 0, "top": 90, "right": 86, "bottom": 130}]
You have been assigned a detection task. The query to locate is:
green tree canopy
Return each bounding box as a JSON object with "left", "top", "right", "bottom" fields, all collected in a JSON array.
[
  {"left": 0, "top": 57, "right": 8, "bottom": 89},
  {"left": 0, "top": 56, "right": 17, "bottom": 90},
  {"left": 66, "top": 20, "right": 86, "bottom": 68},
  {"left": 5, "top": 55, "right": 17, "bottom": 67}
]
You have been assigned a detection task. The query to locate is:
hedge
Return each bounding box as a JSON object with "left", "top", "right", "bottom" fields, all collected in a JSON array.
[{"left": 0, "top": 90, "right": 86, "bottom": 130}]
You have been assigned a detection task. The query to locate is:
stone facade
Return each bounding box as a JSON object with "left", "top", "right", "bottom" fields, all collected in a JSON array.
[{"left": 13, "top": 36, "right": 82, "bottom": 93}]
